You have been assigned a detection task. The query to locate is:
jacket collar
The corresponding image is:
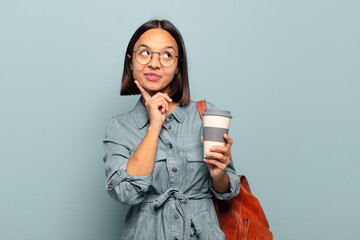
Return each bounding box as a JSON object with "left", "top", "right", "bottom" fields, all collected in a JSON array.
[{"left": 134, "top": 97, "right": 188, "bottom": 129}]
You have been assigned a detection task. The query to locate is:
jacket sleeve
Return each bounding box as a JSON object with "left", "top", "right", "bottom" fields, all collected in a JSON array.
[
  {"left": 103, "top": 117, "right": 152, "bottom": 205},
  {"left": 209, "top": 160, "right": 241, "bottom": 200}
]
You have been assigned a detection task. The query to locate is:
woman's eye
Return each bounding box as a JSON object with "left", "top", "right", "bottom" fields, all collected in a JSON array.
[
  {"left": 162, "top": 52, "right": 173, "bottom": 59},
  {"left": 140, "top": 50, "right": 150, "bottom": 56}
]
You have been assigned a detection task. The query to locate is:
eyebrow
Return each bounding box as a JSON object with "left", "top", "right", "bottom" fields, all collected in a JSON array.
[
  {"left": 136, "top": 44, "right": 176, "bottom": 52},
  {"left": 136, "top": 44, "right": 150, "bottom": 49}
]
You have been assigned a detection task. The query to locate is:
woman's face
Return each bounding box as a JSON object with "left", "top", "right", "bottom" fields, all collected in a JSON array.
[{"left": 131, "top": 28, "right": 179, "bottom": 95}]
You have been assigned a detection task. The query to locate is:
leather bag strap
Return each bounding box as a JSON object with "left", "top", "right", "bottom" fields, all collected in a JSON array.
[{"left": 196, "top": 100, "right": 207, "bottom": 121}]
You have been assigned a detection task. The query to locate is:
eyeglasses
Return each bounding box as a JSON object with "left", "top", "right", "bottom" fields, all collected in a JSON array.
[{"left": 133, "top": 48, "right": 179, "bottom": 67}]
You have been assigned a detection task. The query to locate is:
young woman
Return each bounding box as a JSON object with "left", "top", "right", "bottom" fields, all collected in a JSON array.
[{"left": 103, "top": 19, "right": 240, "bottom": 240}]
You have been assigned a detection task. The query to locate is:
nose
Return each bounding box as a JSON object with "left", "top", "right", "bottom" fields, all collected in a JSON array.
[{"left": 148, "top": 52, "right": 161, "bottom": 68}]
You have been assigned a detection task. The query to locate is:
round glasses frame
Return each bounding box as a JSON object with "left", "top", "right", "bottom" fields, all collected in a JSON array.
[{"left": 133, "top": 50, "right": 180, "bottom": 67}]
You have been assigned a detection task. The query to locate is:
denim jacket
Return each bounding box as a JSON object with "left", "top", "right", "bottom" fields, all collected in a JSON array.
[{"left": 103, "top": 98, "right": 240, "bottom": 240}]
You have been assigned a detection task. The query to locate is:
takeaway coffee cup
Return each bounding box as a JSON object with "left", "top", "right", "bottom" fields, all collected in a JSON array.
[{"left": 202, "top": 108, "right": 232, "bottom": 159}]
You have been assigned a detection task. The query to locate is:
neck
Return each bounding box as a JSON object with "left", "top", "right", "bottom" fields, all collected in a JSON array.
[{"left": 167, "top": 101, "right": 178, "bottom": 114}]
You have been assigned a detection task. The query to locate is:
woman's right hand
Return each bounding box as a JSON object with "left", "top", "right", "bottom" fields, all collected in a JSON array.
[{"left": 134, "top": 80, "right": 173, "bottom": 130}]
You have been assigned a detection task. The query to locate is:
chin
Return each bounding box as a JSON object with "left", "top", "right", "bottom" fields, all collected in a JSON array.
[
  {"left": 142, "top": 86, "right": 161, "bottom": 95},
  {"left": 143, "top": 81, "right": 163, "bottom": 90},
  {"left": 144, "top": 84, "right": 161, "bottom": 91},
  {"left": 140, "top": 79, "right": 171, "bottom": 94}
]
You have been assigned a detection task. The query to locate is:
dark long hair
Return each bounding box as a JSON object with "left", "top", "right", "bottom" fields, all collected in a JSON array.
[{"left": 120, "top": 19, "right": 190, "bottom": 106}]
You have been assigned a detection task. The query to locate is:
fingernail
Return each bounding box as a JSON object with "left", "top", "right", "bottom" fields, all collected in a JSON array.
[{"left": 205, "top": 151, "right": 210, "bottom": 156}]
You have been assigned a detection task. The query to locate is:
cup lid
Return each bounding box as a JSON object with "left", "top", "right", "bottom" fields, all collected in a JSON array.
[{"left": 202, "top": 108, "right": 232, "bottom": 118}]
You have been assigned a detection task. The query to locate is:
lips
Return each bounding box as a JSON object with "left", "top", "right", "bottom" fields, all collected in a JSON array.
[{"left": 144, "top": 73, "right": 161, "bottom": 81}]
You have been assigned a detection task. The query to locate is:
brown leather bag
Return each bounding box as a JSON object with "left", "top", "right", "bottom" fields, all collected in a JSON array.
[{"left": 197, "top": 100, "right": 273, "bottom": 240}]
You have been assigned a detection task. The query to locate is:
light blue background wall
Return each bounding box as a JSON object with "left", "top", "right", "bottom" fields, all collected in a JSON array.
[{"left": 1, "top": 0, "right": 359, "bottom": 239}]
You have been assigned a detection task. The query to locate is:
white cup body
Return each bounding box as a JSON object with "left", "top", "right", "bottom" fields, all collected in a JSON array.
[{"left": 203, "top": 115, "right": 231, "bottom": 158}]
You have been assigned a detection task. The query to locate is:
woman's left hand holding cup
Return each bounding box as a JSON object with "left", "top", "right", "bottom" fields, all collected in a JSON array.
[{"left": 201, "top": 134, "right": 233, "bottom": 182}]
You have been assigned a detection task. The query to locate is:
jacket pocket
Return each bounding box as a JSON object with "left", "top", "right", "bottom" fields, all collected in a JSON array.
[
  {"left": 152, "top": 151, "right": 168, "bottom": 192},
  {"left": 185, "top": 145, "right": 209, "bottom": 190},
  {"left": 122, "top": 210, "right": 158, "bottom": 240},
  {"left": 191, "top": 210, "right": 225, "bottom": 240}
]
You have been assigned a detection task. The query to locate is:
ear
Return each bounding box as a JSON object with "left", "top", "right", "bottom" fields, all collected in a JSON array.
[
  {"left": 175, "top": 66, "right": 179, "bottom": 74},
  {"left": 127, "top": 54, "right": 133, "bottom": 70}
]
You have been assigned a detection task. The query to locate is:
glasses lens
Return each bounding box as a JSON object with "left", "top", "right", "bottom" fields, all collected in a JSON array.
[
  {"left": 160, "top": 51, "right": 176, "bottom": 67},
  {"left": 135, "top": 49, "right": 151, "bottom": 65}
]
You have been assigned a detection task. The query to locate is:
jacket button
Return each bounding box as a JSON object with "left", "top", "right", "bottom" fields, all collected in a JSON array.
[
  {"left": 169, "top": 143, "right": 173, "bottom": 148},
  {"left": 172, "top": 167, "right": 177, "bottom": 173},
  {"left": 168, "top": 114, "right": 173, "bottom": 119},
  {"left": 174, "top": 214, "right": 179, "bottom": 220},
  {"left": 107, "top": 184, "right": 113, "bottom": 189},
  {"left": 168, "top": 125, "right": 172, "bottom": 130}
]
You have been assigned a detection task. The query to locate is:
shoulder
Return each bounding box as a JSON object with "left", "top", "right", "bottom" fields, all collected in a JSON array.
[
  {"left": 104, "top": 107, "right": 138, "bottom": 138},
  {"left": 205, "top": 100, "right": 216, "bottom": 109},
  {"left": 182, "top": 99, "right": 217, "bottom": 122},
  {"left": 187, "top": 99, "right": 216, "bottom": 110},
  {"left": 110, "top": 107, "right": 137, "bottom": 124}
]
